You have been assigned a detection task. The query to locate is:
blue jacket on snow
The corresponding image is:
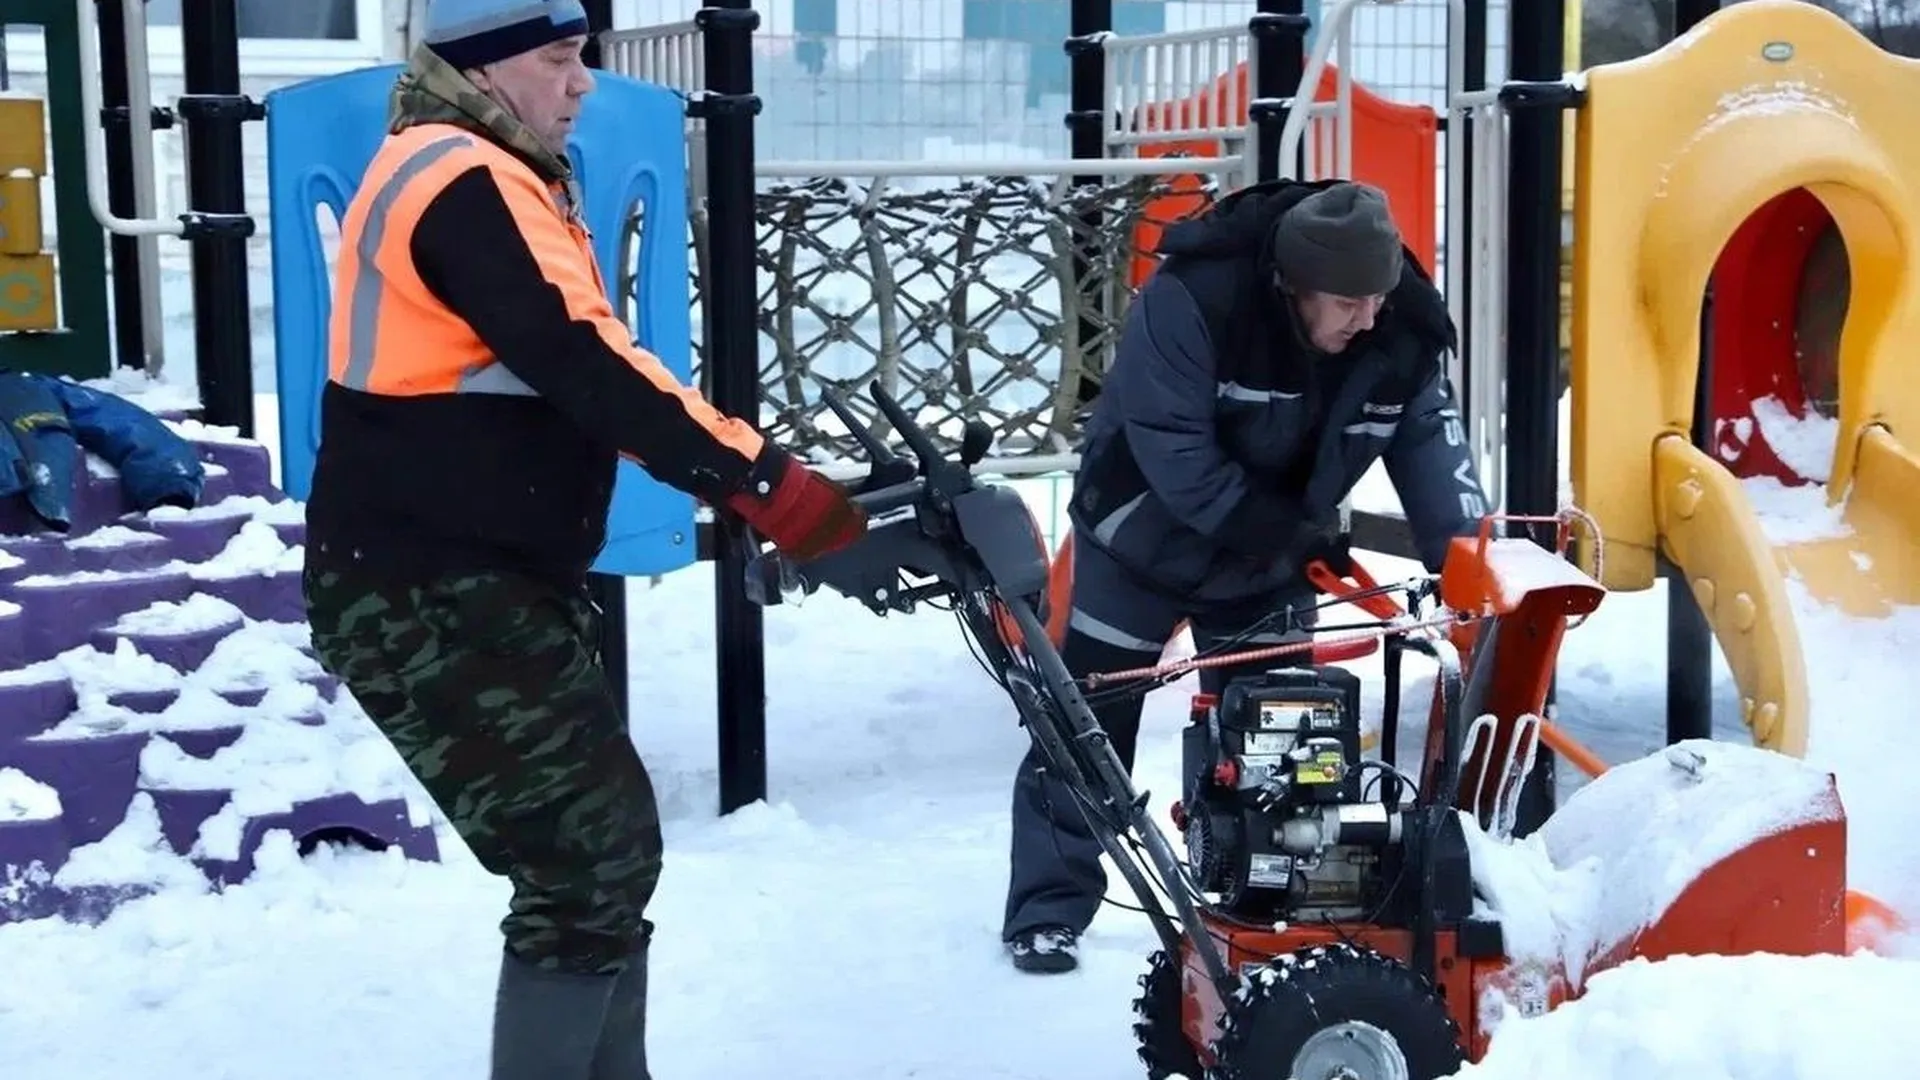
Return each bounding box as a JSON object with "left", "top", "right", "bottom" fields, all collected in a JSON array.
[{"left": 0, "top": 372, "right": 205, "bottom": 532}]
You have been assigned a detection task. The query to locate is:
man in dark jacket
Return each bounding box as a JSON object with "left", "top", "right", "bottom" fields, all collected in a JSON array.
[{"left": 1001, "top": 179, "right": 1489, "bottom": 973}]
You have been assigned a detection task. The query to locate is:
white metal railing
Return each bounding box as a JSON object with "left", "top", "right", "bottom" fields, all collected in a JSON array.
[
  {"left": 1277, "top": 0, "right": 1361, "bottom": 181},
  {"left": 1100, "top": 24, "right": 1258, "bottom": 190},
  {"left": 74, "top": 0, "right": 171, "bottom": 370},
  {"left": 1450, "top": 86, "right": 1508, "bottom": 512},
  {"left": 598, "top": 20, "right": 703, "bottom": 93}
]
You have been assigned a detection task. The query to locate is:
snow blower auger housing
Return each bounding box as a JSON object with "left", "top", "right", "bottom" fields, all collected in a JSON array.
[{"left": 740, "top": 380, "right": 1853, "bottom": 1080}]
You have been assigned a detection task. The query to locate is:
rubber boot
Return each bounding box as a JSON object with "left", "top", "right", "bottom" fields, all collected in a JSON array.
[
  {"left": 589, "top": 921, "right": 653, "bottom": 1079},
  {"left": 488, "top": 947, "right": 619, "bottom": 1080}
]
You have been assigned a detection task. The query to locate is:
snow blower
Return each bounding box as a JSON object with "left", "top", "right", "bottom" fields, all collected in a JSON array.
[{"left": 741, "top": 380, "right": 1855, "bottom": 1079}]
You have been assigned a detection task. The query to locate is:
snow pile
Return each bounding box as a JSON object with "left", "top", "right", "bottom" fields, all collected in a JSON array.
[
  {"left": 0, "top": 768, "right": 60, "bottom": 823},
  {"left": 1449, "top": 951, "right": 1920, "bottom": 1080},
  {"left": 1465, "top": 740, "right": 1842, "bottom": 987},
  {"left": 1749, "top": 393, "right": 1839, "bottom": 482}
]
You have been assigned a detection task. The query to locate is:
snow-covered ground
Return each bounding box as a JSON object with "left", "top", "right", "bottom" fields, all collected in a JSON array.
[{"left": 0, "top": 374, "right": 1915, "bottom": 1079}]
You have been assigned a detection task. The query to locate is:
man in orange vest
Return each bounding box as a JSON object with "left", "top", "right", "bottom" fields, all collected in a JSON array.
[{"left": 300, "top": 3, "right": 866, "bottom": 1076}]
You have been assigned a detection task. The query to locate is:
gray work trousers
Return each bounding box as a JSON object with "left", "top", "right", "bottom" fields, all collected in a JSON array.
[{"left": 1001, "top": 534, "right": 1316, "bottom": 941}]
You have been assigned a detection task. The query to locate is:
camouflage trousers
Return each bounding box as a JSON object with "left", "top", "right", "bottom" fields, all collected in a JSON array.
[{"left": 303, "top": 565, "right": 663, "bottom": 976}]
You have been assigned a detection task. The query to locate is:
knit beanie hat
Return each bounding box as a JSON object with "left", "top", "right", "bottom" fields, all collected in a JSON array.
[
  {"left": 424, "top": 0, "right": 590, "bottom": 70},
  {"left": 1271, "top": 182, "right": 1405, "bottom": 298}
]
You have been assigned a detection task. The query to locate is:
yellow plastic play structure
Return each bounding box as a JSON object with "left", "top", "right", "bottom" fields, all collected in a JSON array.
[{"left": 1569, "top": 0, "right": 1920, "bottom": 759}]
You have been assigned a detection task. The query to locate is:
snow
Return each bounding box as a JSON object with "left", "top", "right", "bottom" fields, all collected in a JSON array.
[
  {"left": 0, "top": 768, "right": 60, "bottom": 823},
  {"left": 109, "top": 594, "right": 245, "bottom": 637},
  {"left": 1750, "top": 393, "right": 1839, "bottom": 482},
  {"left": 6, "top": 78, "right": 1919, "bottom": 1072},
  {"left": 1466, "top": 740, "right": 1844, "bottom": 987},
  {"left": 144, "top": 493, "right": 305, "bottom": 526},
  {"left": 65, "top": 524, "right": 166, "bottom": 551},
  {"left": 1454, "top": 952, "right": 1920, "bottom": 1080}
]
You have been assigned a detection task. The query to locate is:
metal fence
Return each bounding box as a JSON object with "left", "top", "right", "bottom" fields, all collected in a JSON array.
[
  {"left": 603, "top": 1, "right": 1509, "bottom": 494},
  {"left": 611, "top": 0, "right": 1507, "bottom": 162}
]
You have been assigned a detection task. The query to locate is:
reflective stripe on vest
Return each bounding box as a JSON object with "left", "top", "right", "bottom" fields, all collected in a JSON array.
[
  {"left": 339, "top": 133, "right": 474, "bottom": 392},
  {"left": 329, "top": 124, "right": 579, "bottom": 400}
]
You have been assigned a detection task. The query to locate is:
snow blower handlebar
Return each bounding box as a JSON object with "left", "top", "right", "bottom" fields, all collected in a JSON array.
[{"left": 738, "top": 379, "right": 1245, "bottom": 993}]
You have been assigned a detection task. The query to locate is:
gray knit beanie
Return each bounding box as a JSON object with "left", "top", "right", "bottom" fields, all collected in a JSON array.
[
  {"left": 1271, "top": 182, "right": 1404, "bottom": 297},
  {"left": 424, "top": 0, "right": 589, "bottom": 70}
]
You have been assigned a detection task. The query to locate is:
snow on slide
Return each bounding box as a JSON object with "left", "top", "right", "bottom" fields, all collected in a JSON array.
[{"left": 1740, "top": 402, "right": 1920, "bottom": 923}]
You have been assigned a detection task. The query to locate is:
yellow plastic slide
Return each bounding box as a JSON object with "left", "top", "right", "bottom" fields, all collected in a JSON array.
[{"left": 1568, "top": 1, "right": 1920, "bottom": 759}]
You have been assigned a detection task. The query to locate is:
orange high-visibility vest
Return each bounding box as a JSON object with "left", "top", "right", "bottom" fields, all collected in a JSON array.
[{"left": 326, "top": 122, "right": 761, "bottom": 468}]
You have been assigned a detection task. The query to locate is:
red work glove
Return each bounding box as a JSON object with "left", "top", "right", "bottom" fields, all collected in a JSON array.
[{"left": 724, "top": 446, "right": 869, "bottom": 561}]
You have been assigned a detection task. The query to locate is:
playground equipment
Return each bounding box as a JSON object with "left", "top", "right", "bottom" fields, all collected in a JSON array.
[
  {"left": 1, "top": 0, "right": 444, "bottom": 925},
  {"left": 262, "top": 63, "right": 700, "bottom": 579},
  {"left": 1569, "top": 0, "right": 1920, "bottom": 758}
]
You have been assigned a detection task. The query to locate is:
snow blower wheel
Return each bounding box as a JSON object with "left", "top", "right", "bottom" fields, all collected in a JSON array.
[
  {"left": 1133, "top": 948, "right": 1204, "bottom": 1080},
  {"left": 1209, "top": 944, "right": 1465, "bottom": 1080}
]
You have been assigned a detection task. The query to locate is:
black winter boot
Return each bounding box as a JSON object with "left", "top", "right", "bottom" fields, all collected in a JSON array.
[
  {"left": 590, "top": 922, "right": 653, "bottom": 1079},
  {"left": 488, "top": 948, "right": 619, "bottom": 1080}
]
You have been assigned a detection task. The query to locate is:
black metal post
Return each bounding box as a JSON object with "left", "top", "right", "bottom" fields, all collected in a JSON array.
[
  {"left": 1062, "top": 0, "right": 1109, "bottom": 407},
  {"left": 696, "top": 1, "right": 767, "bottom": 815},
  {"left": 577, "top": 0, "right": 629, "bottom": 728},
  {"left": 95, "top": 0, "right": 146, "bottom": 370},
  {"left": 1455, "top": 0, "right": 1486, "bottom": 427},
  {"left": 579, "top": 0, "right": 612, "bottom": 68},
  {"left": 178, "top": 0, "right": 256, "bottom": 436},
  {"left": 1249, "top": 0, "right": 1308, "bottom": 182},
  {"left": 1666, "top": 0, "right": 1720, "bottom": 746},
  {"left": 1502, "top": 0, "right": 1568, "bottom": 837}
]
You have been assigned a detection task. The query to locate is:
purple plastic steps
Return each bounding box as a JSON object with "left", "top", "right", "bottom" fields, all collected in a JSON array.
[
  {"left": 198, "top": 468, "right": 237, "bottom": 507},
  {"left": 216, "top": 686, "right": 267, "bottom": 708},
  {"left": 106, "top": 688, "right": 179, "bottom": 715},
  {"left": 163, "top": 724, "right": 246, "bottom": 759},
  {"left": 138, "top": 513, "right": 248, "bottom": 564},
  {"left": 0, "top": 676, "right": 78, "bottom": 741},
  {"left": 198, "top": 793, "right": 439, "bottom": 886},
  {"left": 66, "top": 527, "right": 173, "bottom": 574},
  {"left": 91, "top": 613, "right": 243, "bottom": 673},
  {"left": 0, "top": 409, "right": 441, "bottom": 927},
  {"left": 147, "top": 787, "right": 233, "bottom": 856},
  {"left": 11, "top": 568, "right": 194, "bottom": 664},
  {"left": 0, "top": 818, "right": 69, "bottom": 877},
  {"left": 192, "top": 441, "right": 273, "bottom": 497},
  {"left": 195, "top": 570, "right": 304, "bottom": 624},
  {"left": 0, "top": 602, "right": 20, "bottom": 669},
  {"left": 305, "top": 672, "right": 340, "bottom": 702},
  {"left": 0, "top": 536, "right": 72, "bottom": 582},
  {"left": 0, "top": 730, "right": 149, "bottom": 847}
]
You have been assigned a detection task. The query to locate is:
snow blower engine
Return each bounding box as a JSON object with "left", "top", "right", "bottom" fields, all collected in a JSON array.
[{"left": 1176, "top": 668, "right": 1405, "bottom": 925}]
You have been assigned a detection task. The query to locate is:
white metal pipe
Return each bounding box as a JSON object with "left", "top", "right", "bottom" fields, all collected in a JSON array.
[
  {"left": 124, "top": 0, "right": 168, "bottom": 369},
  {"left": 751, "top": 156, "right": 1246, "bottom": 178},
  {"left": 1277, "top": 0, "right": 1367, "bottom": 179},
  {"left": 75, "top": 0, "right": 182, "bottom": 236}
]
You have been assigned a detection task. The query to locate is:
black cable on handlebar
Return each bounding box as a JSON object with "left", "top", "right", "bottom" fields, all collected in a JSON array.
[
  {"left": 867, "top": 380, "right": 945, "bottom": 472},
  {"left": 848, "top": 480, "right": 926, "bottom": 516},
  {"left": 820, "top": 382, "right": 908, "bottom": 472}
]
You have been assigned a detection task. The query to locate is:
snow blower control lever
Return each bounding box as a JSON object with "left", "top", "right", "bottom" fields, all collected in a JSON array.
[{"left": 739, "top": 380, "right": 1253, "bottom": 993}]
